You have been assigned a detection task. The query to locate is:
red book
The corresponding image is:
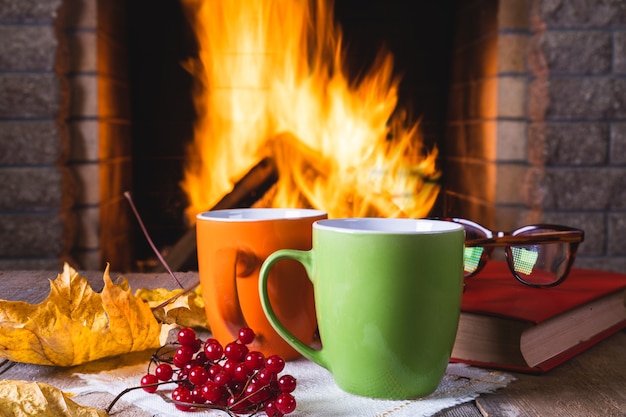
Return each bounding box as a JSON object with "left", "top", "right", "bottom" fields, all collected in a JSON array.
[{"left": 450, "top": 261, "right": 626, "bottom": 373}]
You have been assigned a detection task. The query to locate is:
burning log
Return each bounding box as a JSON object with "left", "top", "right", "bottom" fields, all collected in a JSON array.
[{"left": 153, "top": 157, "right": 278, "bottom": 272}]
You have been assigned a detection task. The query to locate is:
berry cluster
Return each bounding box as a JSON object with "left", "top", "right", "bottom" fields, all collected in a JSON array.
[{"left": 139, "top": 327, "right": 297, "bottom": 416}]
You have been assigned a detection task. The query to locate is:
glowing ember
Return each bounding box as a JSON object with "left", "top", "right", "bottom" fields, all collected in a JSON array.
[{"left": 180, "top": 0, "right": 440, "bottom": 222}]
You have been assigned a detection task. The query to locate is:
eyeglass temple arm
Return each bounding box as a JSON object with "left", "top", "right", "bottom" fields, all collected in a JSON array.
[{"left": 466, "top": 230, "right": 584, "bottom": 247}]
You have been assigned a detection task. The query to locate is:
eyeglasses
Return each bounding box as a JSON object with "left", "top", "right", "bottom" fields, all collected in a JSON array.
[{"left": 438, "top": 218, "right": 584, "bottom": 288}]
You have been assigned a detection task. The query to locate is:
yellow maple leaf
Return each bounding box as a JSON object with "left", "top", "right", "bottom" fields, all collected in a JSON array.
[
  {"left": 0, "top": 380, "right": 107, "bottom": 417},
  {"left": 135, "top": 285, "right": 209, "bottom": 329},
  {"left": 0, "top": 264, "right": 161, "bottom": 366}
]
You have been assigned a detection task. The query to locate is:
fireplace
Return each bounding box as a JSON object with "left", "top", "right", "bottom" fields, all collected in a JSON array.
[{"left": 1, "top": 0, "right": 625, "bottom": 273}]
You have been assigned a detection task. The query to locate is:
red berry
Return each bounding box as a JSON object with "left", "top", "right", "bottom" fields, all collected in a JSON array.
[
  {"left": 278, "top": 374, "right": 297, "bottom": 393},
  {"left": 175, "top": 402, "right": 192, "bottom": 411},
  {"left": 244, "top": 351, "right": 265, "bottom": 370},
  {"left": 224, "top": 342, "right": 247, "bottom": 361},
  {"left": 222, "top": 358, "right": 239, "bottom": 375},
  {"left": 140, "top": 373, "right": 159, "bottom": 393},
  {"left": 233, "top": 363, "right": 252, "bottom": 382},
  {"left": 265, "top": 355, "right": 285, "bottom": 373},
  {"left": 154, "top": 363, "right": 174, "bottom": 381},
  {"left": 214, "top": 370, "right": 232, "bottom": 387},
  {"left": 190, "top": 338, "right": 202, "bottom": 352},
  {"left": 188, "top": 365, "right": 209, "bottom": 386},
  {"left": 172, "top": 385, "right": 192, "bottom": 411},
  {"left": 204, "top": 340, "right": 224, "bottom": 361},
  {"left": 190, "top": 386, "right": 205, "bottom": 404},
  {"left": 238, "top": 327, "right": 255, "bottom": 344},
  {"left": 208, "top": 363, "right": 223, "bottom": 379},
  {"left": 172, "top": 385, "right": 188, "bottom": 397},
  {"left": 276, "top": 392, "right": 297, "bottom": 414},
  {"left": 177, "top": 367, "right": 189, "bottom": 381},
  {"left": 256, "top": 367, "right": 276, "bottom": 385},
  {"left": 193, "top": 351, "right": 210, "bottom": 368},
  {"left": 264, "top": 400, "right": 283, "bottom": 417},
  {"left": 230, "top": 381, "right": 244, "bottom": 397},
  {"left": 183, "top": 359, "right": 201, "bottom": 373},
  {"left": 177, "top": 327, "right": 197, "bottom": 346},
  {"left": 245, "top": 381, "right": 271, "bottom": 403},
  {"left": 205, "top": 337, "right": 221, "bottom": 346},
  {"left": 201, "top": 381, "right": 223, "bottom": 403},
  {"left": 173, "top": 345, "right": 195, "bottom": 368}
]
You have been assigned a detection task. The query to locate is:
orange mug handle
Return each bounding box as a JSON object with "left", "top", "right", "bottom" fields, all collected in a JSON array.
[{"left": 214, "top": 247, "right": 259, "bottom": 336}]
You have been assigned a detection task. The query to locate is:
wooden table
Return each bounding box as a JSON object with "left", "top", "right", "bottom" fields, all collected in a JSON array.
[{"left": 1, "top": 270, "right": 625, "bottom": 416}]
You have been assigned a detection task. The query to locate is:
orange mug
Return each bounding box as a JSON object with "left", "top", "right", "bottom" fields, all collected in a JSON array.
[{"left": 196, "top": 208, "right": 327, "bottom": 360}]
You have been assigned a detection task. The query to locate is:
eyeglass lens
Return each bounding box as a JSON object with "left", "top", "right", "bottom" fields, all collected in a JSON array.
[
  {"left": 460, "top": 222, "right": 489, "bottom": 277},
  {"left": 511, "top": 246, "right": 539, "bottom": 275},
  {"left": 463, "top": 246, "right": 484, "bottom": 275},
  {"left": 509, "top": 229, "right": 572, "bottom": 286}
]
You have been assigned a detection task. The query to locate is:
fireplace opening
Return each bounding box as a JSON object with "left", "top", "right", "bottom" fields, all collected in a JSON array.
[
  {"left": 124, "top": 0, "right": 460, "bottom": 271},
  {"left": 125, "top": 0, "right": 197, "bottom": 270}
]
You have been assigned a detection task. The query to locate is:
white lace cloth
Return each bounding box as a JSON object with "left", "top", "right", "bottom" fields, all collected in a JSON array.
[{"left": 70, "top": 358, "right": 514, "bottom": 417}]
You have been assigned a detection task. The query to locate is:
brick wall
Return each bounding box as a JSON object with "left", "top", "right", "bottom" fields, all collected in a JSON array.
[
  {"left": 444, "top": 0, "right": 626, "bottom": 272},
  {"left": 528, "top": 0, "right": 626, "bottom": 271},
  {"left": 0, "top": 0, "right": 133, "bottom": 271},
  {"left": 92, "top": 0, "right": 134, "bottom": 271},
  {"left": 0, "top": 0, "right": 73, "bottom": 270}
]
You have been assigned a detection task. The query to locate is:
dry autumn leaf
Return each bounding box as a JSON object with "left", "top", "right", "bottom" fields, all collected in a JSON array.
[
  {"left": 135, "top": 285, "right": 209, "bottom": 329},
  {"left": 0, "top": 264, "right": 161, "bottom": 367},
  {"left": 0, "top": 380, "right": 107, "bottom": 417}
]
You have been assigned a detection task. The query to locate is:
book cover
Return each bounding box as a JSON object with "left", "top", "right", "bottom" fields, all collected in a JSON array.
[{"left": 450, "top": 261, "right": 626, "bottom": 373}]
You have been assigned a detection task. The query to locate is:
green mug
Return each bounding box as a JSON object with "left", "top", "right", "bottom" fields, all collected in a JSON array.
[{"left": 259, "top": 218, "right": 465, "bottom": 399}]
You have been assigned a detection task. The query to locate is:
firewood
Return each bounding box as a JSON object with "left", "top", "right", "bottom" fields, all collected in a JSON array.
[{"left": 152, "top": 157, "right": 278, "bottom": 272}]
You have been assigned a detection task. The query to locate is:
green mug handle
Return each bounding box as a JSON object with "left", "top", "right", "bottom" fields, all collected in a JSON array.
[{"left": 259, "top": 249, "right": 329, "bottom": 369}]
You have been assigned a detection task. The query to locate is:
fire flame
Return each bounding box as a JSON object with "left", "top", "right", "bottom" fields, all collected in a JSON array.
[{"left": 180, "top": 0, "right": 440, "bottom": 222}]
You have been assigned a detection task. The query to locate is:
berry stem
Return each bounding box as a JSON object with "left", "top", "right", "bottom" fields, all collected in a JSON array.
[
  {"left": 106, "top": 381, "right": 173, "bottom": 414},
  {"left": 124, "top": 191, "right": 184, "bottom": 289},
  {"left": 231, "top": 383, "right": 271, "bottom": 409},
  {"left": 170, "top": 399, "right": 239, "bottom": 416},
  {"left": 150, "top": 282, "right": 200, "bottom": 312}
]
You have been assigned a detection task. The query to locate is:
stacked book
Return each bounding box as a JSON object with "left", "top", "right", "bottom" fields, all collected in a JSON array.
[{"left": 451, "top": 262, "right": 626, "bottom": 373}]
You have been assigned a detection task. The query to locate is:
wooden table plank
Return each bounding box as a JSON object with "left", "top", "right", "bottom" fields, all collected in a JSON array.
[
  {"left": 474, "top": 330, "right": 626, "bottom": 417},
  {"left": 435, "top": 402, "right": 484, "bottom": 417},
  {"left": 0, "top": 269, "right": 200, "bottom": 303}
]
